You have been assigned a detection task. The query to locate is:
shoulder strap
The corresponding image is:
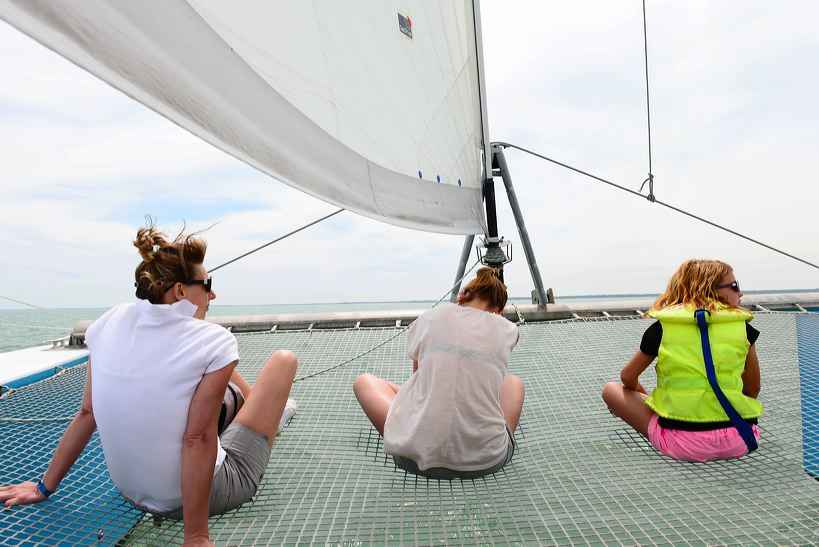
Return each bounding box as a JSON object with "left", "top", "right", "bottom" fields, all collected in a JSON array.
[{"left": 694, "top": 309, "right": 757, "bottom": 453}]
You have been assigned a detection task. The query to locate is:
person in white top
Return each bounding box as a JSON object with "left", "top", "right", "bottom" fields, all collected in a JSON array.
[
  {"left": 0, "top": 221, "right": 297, "bottom": 547},
  {"left": 354, "top": 267, "right": 524, "bottom": 479}
]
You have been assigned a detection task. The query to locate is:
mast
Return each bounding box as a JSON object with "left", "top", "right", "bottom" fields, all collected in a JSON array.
[{"left": 471, "top": 0, "right": 508, "bottom": 277}]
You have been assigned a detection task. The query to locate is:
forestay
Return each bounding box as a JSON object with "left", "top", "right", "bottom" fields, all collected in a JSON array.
[{"left": 0, "top": 0, "right": 487, "bottom": 234}]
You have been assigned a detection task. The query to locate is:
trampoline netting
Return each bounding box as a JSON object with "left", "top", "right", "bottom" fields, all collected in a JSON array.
[{"left": 1, "top": 312, "right": 817, "bottom": 545}]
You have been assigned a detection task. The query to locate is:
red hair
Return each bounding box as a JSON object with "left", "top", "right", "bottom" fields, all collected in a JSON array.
[{"left": 458, "top": 267, "right": 508, "bottom": 312}]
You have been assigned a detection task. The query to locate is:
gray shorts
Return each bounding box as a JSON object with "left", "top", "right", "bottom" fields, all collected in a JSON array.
[
  {"left": 130, "top": 422, "right": 271, "bottom": 519},
  {"left": 392, "top": 426, "right": 516, "bottom": 480}
]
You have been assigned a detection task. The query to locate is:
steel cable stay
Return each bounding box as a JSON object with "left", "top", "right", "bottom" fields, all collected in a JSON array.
[
  {"left": 1, "top": 258, "right": 485, "bottom": 415},
  {"left": 0, "top": 295, "right": 88, "bottom": 320},
  {"left": 0, "top": 209, "right": 347, "bottom": 341},
  {"left": 638, "top": 0, "right": 655, "bottom": 202},
  {"left": 492, "top": 141, "right": 819, "bottom": 271},
  {"left": 491, "top": 4, "right": 816, "bottom": 271},
  {"left": 209, "top": 208, "right": 345, "bottom": 273}
]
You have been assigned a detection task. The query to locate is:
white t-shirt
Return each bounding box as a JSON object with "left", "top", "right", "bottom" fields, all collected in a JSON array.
[
  {"left": 383, "top": 303, "right": 519, "bottom": 471},
  {"left": 85, "top": 299, "right": 239, "bottom": 513}
]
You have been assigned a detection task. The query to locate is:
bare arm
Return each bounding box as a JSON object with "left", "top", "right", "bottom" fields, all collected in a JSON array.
[
  {"left": 412, "top": 360, "right": 418, "bottom": 374},
  {"left": 620, "top": 350, "right": 654, "bottom": 395},
  {"left": 742, "top": 345, "right": 761, "bottom": 398},
  {"left": 181, "top": 361, "right": 236, "bottom": 545},
  {"left": 0, "top": 361, "right": 97, "bottom": 507}
]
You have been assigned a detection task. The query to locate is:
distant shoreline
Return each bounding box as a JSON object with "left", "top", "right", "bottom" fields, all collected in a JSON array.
[{"left": 1, "top": 287, "right": 818, "bottom": 311}]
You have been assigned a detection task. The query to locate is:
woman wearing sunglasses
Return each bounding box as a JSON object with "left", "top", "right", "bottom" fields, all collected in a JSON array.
[
  {"left": 0, "top": 221, "right": 297, "bottom": 546},
  {"left": 602, "top": 259, "right": 762, "bottom": 462}
]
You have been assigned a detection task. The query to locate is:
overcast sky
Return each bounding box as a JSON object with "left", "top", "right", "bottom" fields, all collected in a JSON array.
[{"left": 1, "top": 1, "right": 817, "bottom": 310}]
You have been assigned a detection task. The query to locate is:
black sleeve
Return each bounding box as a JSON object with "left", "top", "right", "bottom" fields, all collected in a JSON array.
[
  {"left": 747, "top": 323, "right": 760, "bottom": 346},
  {"left": 640, "top": 321, "right": 663, "bottom": 357}
]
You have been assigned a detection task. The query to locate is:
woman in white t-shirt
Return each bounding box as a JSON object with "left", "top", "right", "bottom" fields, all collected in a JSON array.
[
  {"left": 0, "top": 222, "right": 297, "bottom": 546},
  {"left": 354, "top": 267, "right": 524, "bottom": 479}
]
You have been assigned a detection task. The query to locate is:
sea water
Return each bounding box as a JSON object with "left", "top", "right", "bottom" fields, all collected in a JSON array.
[
  {"left": 0, "top": 295, "right": 641, "bottom": 353},
  {"left": 1, "top": 291, "right": 814, "bottom": 353}
]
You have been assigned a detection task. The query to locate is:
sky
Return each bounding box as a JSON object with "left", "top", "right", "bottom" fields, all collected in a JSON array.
[{"left": 1, "top": 1, "right": 817, "bottom": 310}]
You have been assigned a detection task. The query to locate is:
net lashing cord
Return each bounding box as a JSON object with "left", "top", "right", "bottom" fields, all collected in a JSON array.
[
  {"left": 4, "top": 312, "right": 817, "bottom": 545},
  {"left": 0, "top": 210, "right": 350, "bottom": 415},
  {"left": 0, "top": 365, "right": 77, "bottom": 417},
  {"left": 294, "top": 258, "right": 483, "bottom": 382},
  {"left": 125, "top": 311, "right": 819, "bottom": 545},
  {"left": 0, "top": 257, "right": 483, "bottom": 418}
]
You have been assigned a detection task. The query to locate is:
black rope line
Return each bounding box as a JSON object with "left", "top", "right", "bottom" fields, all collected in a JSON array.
[
  {"left": 209, "top": 208, "right": 345, "bottom": 273},
  {"left": 638, "top": 0, "right": 655, "bottom": 202},
  {"left": 493, "top": 141, "right": 819, "bottom": 271},
  {"left": 293, "top": 258, "right": 483, "bottom": 383}
]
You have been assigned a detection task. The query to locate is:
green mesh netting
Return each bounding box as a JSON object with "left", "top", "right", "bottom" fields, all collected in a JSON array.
[
  {"left": 0, "top": 366, "right": 143, "bottom": 546},
  {"left": 1, "top": 313, "right": 817, "bottom": 545}
]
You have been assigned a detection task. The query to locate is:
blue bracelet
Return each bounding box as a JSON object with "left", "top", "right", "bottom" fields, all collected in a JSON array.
[{"left": 36, "top": 480, "right": 53, "bottom": 498}]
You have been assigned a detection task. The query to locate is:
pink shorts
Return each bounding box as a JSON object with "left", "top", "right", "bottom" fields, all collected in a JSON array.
[{"left": 647, "top": 414, "right": 760, "bottom": 462}]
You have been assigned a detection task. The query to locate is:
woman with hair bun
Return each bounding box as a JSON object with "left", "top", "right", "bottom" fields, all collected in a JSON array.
[
  {"left": 354, "top": 267, "right": 524, "bottom": 479},
  {"left": 0, "top": 220, "right": 297, "bottom": 546}
]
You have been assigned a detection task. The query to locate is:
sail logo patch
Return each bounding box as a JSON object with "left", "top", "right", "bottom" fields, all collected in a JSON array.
[{"left": 398, "top": 13, "right": 412, "bottom": 39}]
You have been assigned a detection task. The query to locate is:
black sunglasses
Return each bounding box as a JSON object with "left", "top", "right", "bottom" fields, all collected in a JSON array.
[
  {"left": 164, "top": 276, "right": 213, "bottom": 293},
  {"left": 717, "top": 280, "right": 740, "bottom": 293}
]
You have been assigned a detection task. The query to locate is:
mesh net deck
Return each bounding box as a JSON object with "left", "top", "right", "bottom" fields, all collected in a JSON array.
[
  {"left": 0, "top": 367, "right": 143, "bottom": 546},
  {"left": 1, "top": 313, "right": 818, "bottom": 545}
]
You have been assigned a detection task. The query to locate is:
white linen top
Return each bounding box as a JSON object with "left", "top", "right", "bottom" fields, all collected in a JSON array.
[
  {"left": 85, "top": 299, "right": 239, "bottom": 513},
  {"left": 383, "top": 303, "right": 519, "bottom": 471}
]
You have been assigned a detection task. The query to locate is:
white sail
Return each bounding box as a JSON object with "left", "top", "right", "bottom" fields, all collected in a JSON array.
[{"left": 0, "top": 0, "right": 487, "bottom": 234}]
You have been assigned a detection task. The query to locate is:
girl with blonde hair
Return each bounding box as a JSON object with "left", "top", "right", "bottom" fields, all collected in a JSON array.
[
  {"left": 354, "top": 267, "right": 525, "bottom": 479},
  {"left": 602, "top": 259, "right": 762, "bottom": 462}
]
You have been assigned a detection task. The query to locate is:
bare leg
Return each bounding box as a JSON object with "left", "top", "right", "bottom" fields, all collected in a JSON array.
[
  {"left": 229, "top": 368, "right": 252, "bottom": 399},
  {"left": 353, "top": 373, "right": 400, "bottom": 436},
  {"left": 500, "top": 375, "right": 525, "bottom": 433},
  {"left": 601, "top": 382, "right": 655, "bottom": 437},
  {"left": 234, "top": 350, "right": 297, "bottom": 447}
]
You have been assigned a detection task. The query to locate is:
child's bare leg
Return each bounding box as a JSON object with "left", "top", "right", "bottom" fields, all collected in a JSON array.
[
  {"left": 234, "top": 350, "right": 297, "bottom": 447},
  {"left": 500, "top": 374, "right": 525, "bottom": 433},
  {"left": 353, "top": 373, "right": 399, "bottom": 436},
  {"left": 601, "top": 382, "right": 655, "bottom": 437}
]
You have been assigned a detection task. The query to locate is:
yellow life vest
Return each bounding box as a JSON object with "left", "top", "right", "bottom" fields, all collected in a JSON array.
[{"left": 644, "top": 304, "right": 763, "bottom": 422}]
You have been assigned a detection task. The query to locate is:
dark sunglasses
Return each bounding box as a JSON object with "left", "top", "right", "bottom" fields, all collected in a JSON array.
[
  {"left": 717, "top": 280, "right": 740, "bottom": 293},
  {"left": 164, "top": 276, "right": 213, "bottom": 293}
]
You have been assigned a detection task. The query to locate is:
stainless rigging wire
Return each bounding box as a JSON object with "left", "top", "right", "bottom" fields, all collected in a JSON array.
[
  {"left": 638, "top": 0, "right": 655, "bottom": 201},
  {"left": 0, "top": 295, "right": 87, "bottom": 320},
  {"left": 0, "top": 209, "right": 346, "bottom": 321},
  {"left": 493, "top": 141, "right": 819, "bottom": 271},
  {"left": 209, "top": 208, "right": 345, "bottom": 273}
]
